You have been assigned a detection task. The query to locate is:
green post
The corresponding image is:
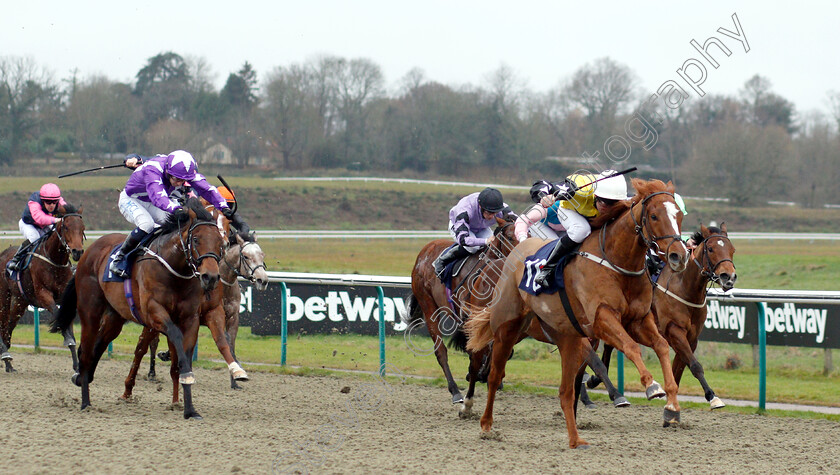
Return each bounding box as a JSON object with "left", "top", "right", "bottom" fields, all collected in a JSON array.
[
  {"left": 192, "top": 342, "right": 198, "bottom": 362},
  {"left": 108, "top": 342, "right": 113, "bottom": 359},
  {"left": 33, "top": 307, "right": 40, "bottom": 350},
  {"left": 756, "top": 302, "right": 767, "bottom": 412},
  {"left": 376, "top": 286, "right": 386, "bottom": 377},
  {"left": 617, "top": 351, "right": 625, "bottom": 395},
  {"left": 280, "top": 282, "right": 288, "bottom": 367}
]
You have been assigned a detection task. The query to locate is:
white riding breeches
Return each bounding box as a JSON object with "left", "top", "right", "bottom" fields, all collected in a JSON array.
[
  {"left": 119, "top": 190, "right": 169, "bottom": 233},
  {"left": 556, "top": 207, "right": 591, "bottom": 243},
  {"left": 18, "top": 220, "right": 46, "bottom": 243}
]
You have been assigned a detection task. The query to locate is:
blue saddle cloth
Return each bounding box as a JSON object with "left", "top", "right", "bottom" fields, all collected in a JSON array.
[
  {"left": 437, "top": 244, "right": 470, "bottom": 290},
  {"left": 103, "top": 232, "right": 156, "bottom": 282},
  {"left": 519, "top": 240, "right": 577, "bottom": 296}
]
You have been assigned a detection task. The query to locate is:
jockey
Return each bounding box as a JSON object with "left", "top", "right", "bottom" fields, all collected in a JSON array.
[
  {"left": 216, "top": 186, "right": 251, "bottom": 236},
  {"left": 5, "top": 183, "right": 67, "bottom": 277},
  {"left": 432, "top": 187, "right": 514, "bottom": 277},
  {"left": 108, "top": 150, "right": 249, "bottom": 278},
  {"left": 531, "top": 170, "right": 629, "bottom": 288},
  {"left": 514, "top": 200, "right": 565, "bottom": 243}
]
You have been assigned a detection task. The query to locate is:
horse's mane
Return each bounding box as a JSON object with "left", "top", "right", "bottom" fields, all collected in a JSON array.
[
  {"left": 158, "top": 197, "right": 215, "bottom": 235},
  {"left": 588, "top": 178, "right": 675, "bottom": 230},
  {"left": 59, "top": 203, "right": 78, "bottom": 215},
  {"left": 691, "top": 226, "right": 722, "bottom": 245}
]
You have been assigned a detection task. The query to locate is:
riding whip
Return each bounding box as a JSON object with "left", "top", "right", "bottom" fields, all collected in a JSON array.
[{"left": 58, "top": 163, "right": 129, "bottom": 178}]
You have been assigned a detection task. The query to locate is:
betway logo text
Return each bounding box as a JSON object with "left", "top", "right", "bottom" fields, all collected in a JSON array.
[
  {"left": 704, "top": 301, "right": 746, "bottom": 339},
  {"left": 282, "top": 290, "right": 405, "bottom": 323},
  {"left": 765, "top": 303, "right": 827, "bottom": 344}
]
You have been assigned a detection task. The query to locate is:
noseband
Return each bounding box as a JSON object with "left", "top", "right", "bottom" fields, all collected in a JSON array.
[
  {"left": 55, "top": 213, "right": 84, "bottom": 255},
  {"left": 694, "top": 233, "right": 736, "bottom": 284},
  {"left": 221, "top": 240, "right": 266, "bottom": 284},
  {"left": 630, "top": 191, "right": 684, "bottom": 260}
]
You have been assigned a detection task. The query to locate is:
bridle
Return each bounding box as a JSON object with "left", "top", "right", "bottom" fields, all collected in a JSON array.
[
  {"left": 693, "top": 233, "right": 736, "bottom": 285},
  {"left": 220, "top": 240, "right": 266, "bottom": 286},
  {"left": 29, "top": 213, "right": 84, "bottom": 269},
  {"left": 54, "top": 213, "right": 84, "bottom": 255},
  {"left": 139, "top": 219, "right": 222, "bottom": 279},
  {"left": 585, "top": 191, "right": 683, "bottom": 276}
]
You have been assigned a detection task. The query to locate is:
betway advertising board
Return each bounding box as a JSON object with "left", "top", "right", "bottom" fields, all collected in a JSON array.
[{"left": 238, "top": 283, "right": 409, "bottom": 336}]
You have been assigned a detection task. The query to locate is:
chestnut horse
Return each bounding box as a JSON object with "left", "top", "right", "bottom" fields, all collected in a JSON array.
[
  {"left": 50, "top": 198, "right": 224, "bottom": 419},
  {"left": 122, "top": 231, "right": 268, "bottom": 402},
  {"left": 404, "top": 217, "right": 517, "bottom": 406},
  {"left": 466, "top": 179, "right": 690, "bottom": 448},
  {"left": 0, "top": 204, "right": 85, "bottom": 372},
  {"left": 585, "top": 224, "right": 737, "bottom": 409}
]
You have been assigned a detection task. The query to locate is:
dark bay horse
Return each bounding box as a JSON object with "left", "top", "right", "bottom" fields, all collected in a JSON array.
[
  {"left": 405, "top": 217, "right": 517, "bottom": 407},
  {"left": 0, "top": 204, "right": 85, "bottom": 372},
  {"left": 123, "top": 231, "right": 268, "bottom": 402},
  {"left": 586, "top": 224, "right": 737, "bottom": 409},
  {"left": 50, "top": 198, "right": 224, "bottom": 419},
  {"left": 466, "top": 179, "right": 690, "bottom": 448}
]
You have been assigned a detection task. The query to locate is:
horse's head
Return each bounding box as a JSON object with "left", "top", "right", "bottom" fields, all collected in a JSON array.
[
  {"left": 491, "top": 216, "right": 518, "bottom": 258},
  {"left": 234, "top": 232, "right": 268, "bottom": 291},
  {"left": 693, "top": 223, "right": 737, "bottom": 291},
  {"left": 57, "top": 204, "right": 85, "bottom": 261},
  {"left": 180, "top": 199, "right": 225, "bottom": 292},
  {"left": 630, "top": 179, "right": 689, "bottom": 272}
]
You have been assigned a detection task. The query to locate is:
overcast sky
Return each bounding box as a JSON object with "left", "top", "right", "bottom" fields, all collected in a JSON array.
[{"left": 3, "top": 1, "right": 838, "bottom": 117}]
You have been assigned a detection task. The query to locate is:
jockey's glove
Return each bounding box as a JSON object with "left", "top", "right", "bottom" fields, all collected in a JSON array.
[{"left": 173, "top": 207, "right": 188, "bottom": 220}]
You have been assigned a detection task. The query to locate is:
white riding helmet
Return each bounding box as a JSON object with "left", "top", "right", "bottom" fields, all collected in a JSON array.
[{"left": 594, "top": 170, "right": 628, "bottom": 201}]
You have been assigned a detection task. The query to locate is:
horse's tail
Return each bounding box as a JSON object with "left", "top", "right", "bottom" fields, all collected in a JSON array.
[
  {"left": 464, "top": 303, "right": 494, "bottom": 353},
  {"left": 402, "top": 293, "right": 422, "bottom": 327},
  {"left": 447, "top": 328, "right": 468, "bottom": 353},
  {"left": 50, "top": 276, "right": 77, "bottom": 334}
]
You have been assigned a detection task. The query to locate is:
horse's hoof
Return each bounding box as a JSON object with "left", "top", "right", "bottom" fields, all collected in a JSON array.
[
  {"left": 452, "top": 393, "right": 464, "bottom": 404},
  {"left": 5, "top": 366, "right": 17, "bottom": 373},
  {"left": 575, "top": 444, "right": 591, "bottom": 450},
  {"left": 71, "top": 373, "right": 81, "bottom": 387},
  {"left": 709, "top": 397, "right": 725, "bottom": 409},
  {"left": 179, "top": 372, "right": 195, "bottom": 385},
  {"left": 185, "top": 412, "right": 203, "bottom": 420},
  {"left": 663, "top": 407, "right": 680, "bottom": 427},
  {"left": 645, "top": 381, "right": 666, "bottom": 399},
  {"left": 613, "top": 396, "right": 631, "bottom": 408},
  {"left": 231, "top": 384, "right": 243, "bottom": 390},
  {"left": 584, "top": 403, "right": 597, "bottom": 409},
  {"left": 157, "top": 351, "right": 171, "bottom": 362},
  {"left": 479, "top": 429, "right": 503, "bottom": 441},
  {"left": 586, "top": 376, "right": 602, "bottom": 389}
]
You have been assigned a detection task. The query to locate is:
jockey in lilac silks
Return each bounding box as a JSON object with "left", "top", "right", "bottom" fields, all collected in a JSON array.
[{"left": 108, "top": 150, "right": 248, "bottom": 278}]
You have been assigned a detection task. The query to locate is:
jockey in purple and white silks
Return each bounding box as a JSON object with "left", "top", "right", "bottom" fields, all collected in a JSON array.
[
  {"left": 432, "top": 187, "right": 515, "bottom": 277},
  {"left": 109, "top": 150, "right": 248, "bottom": 278}
]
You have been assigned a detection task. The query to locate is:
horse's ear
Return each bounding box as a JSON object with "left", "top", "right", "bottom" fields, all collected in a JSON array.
[
  {"left": 720, "top": 222, "right": 727, "bottom": 234},
  {"left": 700, "top": 224, "right": 710, "bottom": 237},
  {"left": 235, "top": 233, "right": 246, "bottom": 246},
  {"left": 665, "top": 181, "right": 676, "bottom": 193},
  {"left": 77, "top": 205, "right": 83, "bottom": 215},
  {"left": 495, "top": 216, "right": 505, "bottom": 226}
]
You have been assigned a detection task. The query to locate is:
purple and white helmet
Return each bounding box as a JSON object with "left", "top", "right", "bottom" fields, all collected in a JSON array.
[{"left": 165, "top": 150, "right": 197, "bottom": 181}]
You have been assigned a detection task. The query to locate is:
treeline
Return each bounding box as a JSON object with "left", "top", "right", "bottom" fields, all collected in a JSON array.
[{"left": 1, "top": 53, "right": 839, "bottom": 206}]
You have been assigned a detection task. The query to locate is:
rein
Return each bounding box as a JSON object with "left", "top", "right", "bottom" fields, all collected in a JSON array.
[
  {"left": 584, "top": 193, "right": 680, "bottom": 277},
  {"left": 29, "top": 213, "right": 83, "bottom": 269},
  {"left": 137, "top": 219, "right": 222, "bottom": 280},
  {"left": 220, "top": 241, "right": 266, "bottom": 286}
]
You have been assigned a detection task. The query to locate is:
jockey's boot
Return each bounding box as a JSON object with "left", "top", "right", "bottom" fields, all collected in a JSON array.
[
  {"left": 108, "top": 228, "right": 149, "bottom": 279},
  {"left": 5, "top": 240, "right": 30, "bottom": 278},
  {"left": 433, "top": 245, "right": 471, "bottom": 278},
  {"left": 534, "top": 234, "right": 578, "bottom": 288}
]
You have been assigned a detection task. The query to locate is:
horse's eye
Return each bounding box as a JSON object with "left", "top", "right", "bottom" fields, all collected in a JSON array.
[
  {"left": 650, "top": 214, "right": 658, "bottom": 221},
  {"left": 243, "top": 255, "right": 250, "bottom": 261},
  {"left": 192, "top": 237, "right": 199, "bottom": 244}
]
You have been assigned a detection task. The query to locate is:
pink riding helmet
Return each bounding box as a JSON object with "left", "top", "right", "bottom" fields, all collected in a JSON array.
[
  {"left": 165, "top": 150, "right": 197, "bottom": 181},
  {"left": 39, "top": 183, "right": 62, "bottom": 200}
]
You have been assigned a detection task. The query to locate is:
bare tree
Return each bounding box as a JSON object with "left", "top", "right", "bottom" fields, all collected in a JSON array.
[
  {"left": 261, "top": 64, "right": 320, "bottom": 169},
  {"left": 0, "top": 56, "right": 57, "bottom": 164}
]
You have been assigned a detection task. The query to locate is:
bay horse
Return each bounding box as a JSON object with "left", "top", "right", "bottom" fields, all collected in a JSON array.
[
  {"left": 585, "top": 223, "right": 737, "bottom": 409},
  {"left": 465, "top": 179, "right": 690, "bottom": 448},
  {"left": 50, "top": 198, "right": 224, "bottom": 419},
  {"left": 0, "top": 204, "right": 85, "bottom": 372},
  {"left": 123, "top": 230, "right": 268, "bottom": 403},
  {"left": 404, "top": 216, "right": 518, "bottom": 406}
]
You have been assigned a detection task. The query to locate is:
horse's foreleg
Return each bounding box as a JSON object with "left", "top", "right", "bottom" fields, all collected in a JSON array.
[
  {"left": 225, "top": 309, "right": 242, "bottom": 390},
  {"left": 206, "top": 306, "right": 247, "bottom": 383},
  {"left": 460, "top": 348, "right": 486, "bottom": 417},
  {"left": 584, "top": 346, "right": 629, "bottom": 407},
  {"left": 2, "top": 297, "right": 27, "bottom": 373},
  {"left": 586, "top": 345, "right": 614, "bottom": 389},
  {"left": 628, "top": 313, "right": 681, "bottom": 425},
  {"left": 591, "top": 306, "right": 659, "bottom": 398},
  {"left": 122, "top": 328, "right": 156, "bottom": 400},
  {"left": 148, "top": 334, "right": 159, "bottom": 380},
  {"left": 666, "top": 324, "right": 724, "bottom": 409},
  {"left": 163, "top": 318, "right": 202, "bottom": 420}
]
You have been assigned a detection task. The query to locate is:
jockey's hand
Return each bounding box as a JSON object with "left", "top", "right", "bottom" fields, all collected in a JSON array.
[
  {"left": 540, "top": 194, "right": 556, "bottom": 208},
  {"left": 221, "top": 207, "right": 234, "bottom": 220},
  {"left": 485, "top": 234, "right": 496, "bottom": 247},
  {"left": 124, "top": 154, "right": 143, "bottom": 169},
  {"left": 173, "top": 207, "right": 188, "bottom": 221}
]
